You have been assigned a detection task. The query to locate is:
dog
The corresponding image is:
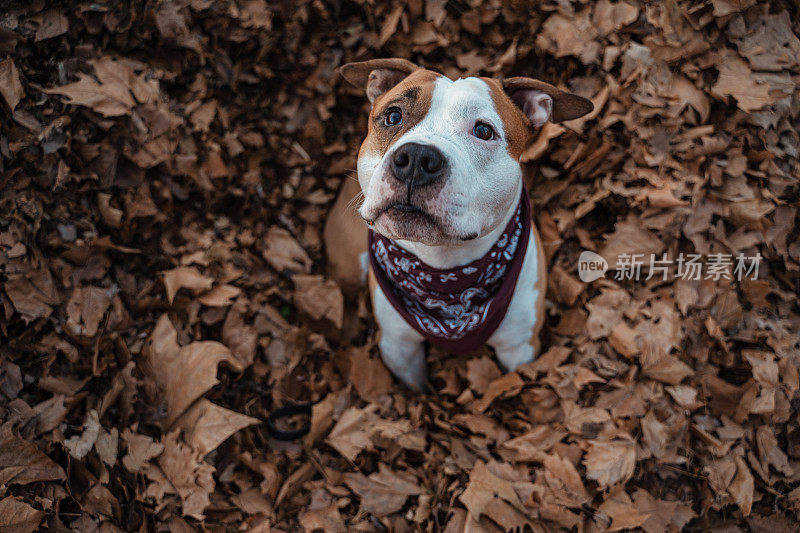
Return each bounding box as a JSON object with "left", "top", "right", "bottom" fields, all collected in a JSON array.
[{"left": 324, "top": 58, "right": 593, "bottom": 389}]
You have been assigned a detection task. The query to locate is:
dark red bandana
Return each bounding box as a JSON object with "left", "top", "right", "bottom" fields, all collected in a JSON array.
[{"left": 368, "top": 186, "right": 531, "bottom": 354}]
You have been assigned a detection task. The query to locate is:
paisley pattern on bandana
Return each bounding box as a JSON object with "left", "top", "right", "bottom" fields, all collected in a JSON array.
[{"left": 368, "top": 186, "right": 531, "bottom": 354}]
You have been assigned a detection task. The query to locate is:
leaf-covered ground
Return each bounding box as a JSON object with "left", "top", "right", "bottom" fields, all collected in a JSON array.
[{"left": 1, "top": 1, "right": 799, "bottom": 531}]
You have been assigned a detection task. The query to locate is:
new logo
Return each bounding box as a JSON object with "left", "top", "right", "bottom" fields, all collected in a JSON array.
[{"left": 578, "top": 251, "right": 608, "bottom": 282}]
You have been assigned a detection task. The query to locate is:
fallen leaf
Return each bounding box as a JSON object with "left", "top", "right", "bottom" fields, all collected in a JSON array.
[
  {"left": 4, "top": 268, "right": 59, "bottom": 323},
  {"left": 584, "top": 439, "right": 636, "bottom": 488},
  {"left": 459, "top": 461, "right": 525, "bottom": 521},
  {"left": 599, "top": 490, "right": 650, "bottom": 532},
  {"left": 472, "top": 372, "right": 524, "bottom": 413},
  {"left": 543, "top": 453, "right": 590, "bottom": 507},
  {"left": 599, "top": 215, "right": 665, "bottom": 270},
  {"left": 230, "top": 487, "right": 274, "bottom": 516},
  {"left": 499, "top": 426, "right": 567, "bottom": 463},
  {"left": 293, "top": 274, "right": 344, "bottom": 329},
  {"left": 263, "top": 226, "right": 311, "bottom": 274},
  {"left": 33, "top": 9, "right": 69, "bottom": 41},
  {"left": 222, "top": 299, "right": 258, "bottom": 368},
  {"left": 711, "top": 50, "right": 773, "bottom": 112},
  {"left": 173, "top": 398, "right": 259, "bottom": 456},
  {"left": 299, "top": 503, "right": 347, "bottom": 533},
  {"left": 347, "top": 347, "right": 393, "bottom": 402},
  {"left": 0, "top": 496, "right": 44, "bottom": 533},
  {"left": 0, "top": 58, "right": 24, "bottom": 110},
  {"left": 729, "top": 456, "right": 754, "bottom": 516},
  {"left": 122, "top": 430, "right": 164, "bottom": 473},
  {"left": 344, "top": 464, "right": 422, "bottom": 517},
  {"left": 43, "top": 57, "right": 145, "bottom": 116},
  {"left": 198, "top": 284, "right": 241, "bottom": 306},
  {"left": 466, "top": 356, "right": 502, "bottom": 395},
  {"left": 65, "top": 286, "right": 111, "bottom": 338},
  {"left": 95, "top": 427, "right": 118, "bottom": 466},
  {"left": 161, "top": 266, "right": 214, "bottom": 304},
  {"left": 63, "top": 409, "right": 101, "bottom": 459},
  {"left": 632, "top": 489, "right": 696, "bottom": 533},
  {"left": 144, "top": 314, "right": 243, "bottom": 425},
  {"left": 0, "top": 424, "right": 66, "bottom": 485},
  {"left": 156, "top": 431, "right": 215, "bottom": 520}
]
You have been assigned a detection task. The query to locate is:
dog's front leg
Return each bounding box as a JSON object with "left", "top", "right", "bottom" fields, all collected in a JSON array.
[
  {"left": 492, "top": 341, "right": 535, "bottom": 373},
  {"left": 372, "top": 285, "right": 427, "bottom": 390}
]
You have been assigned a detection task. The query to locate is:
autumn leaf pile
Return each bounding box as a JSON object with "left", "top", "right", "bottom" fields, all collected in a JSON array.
[{"left": 1, "top": 1, "right": 799, "bottom": 531}]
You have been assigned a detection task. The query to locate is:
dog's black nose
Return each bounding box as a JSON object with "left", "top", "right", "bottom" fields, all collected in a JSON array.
[{"left": 391, "top": 142, "right": 446, "bottom": 188}]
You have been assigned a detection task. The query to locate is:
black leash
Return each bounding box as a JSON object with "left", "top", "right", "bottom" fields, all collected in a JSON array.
[{"left": 266, "top": 402, "right": 313, "bottom": 441}]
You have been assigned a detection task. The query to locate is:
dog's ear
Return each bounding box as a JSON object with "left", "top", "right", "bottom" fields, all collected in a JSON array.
[
  {"left": 502, "top": 77, "right": 593, "bottom": 127},
  {"left": 340, "top": 58, "right": 419, "bottom": 104}
]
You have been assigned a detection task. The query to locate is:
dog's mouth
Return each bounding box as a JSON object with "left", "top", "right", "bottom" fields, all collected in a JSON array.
[
  {"left": 369, "top": 200, "right": 434, "bottom": 222},
  {"left": 365, "top": 201, "right": 478, "bottom": 243},
  {"left": 389, "top": 202, "right": 423, "bottom": 214}
]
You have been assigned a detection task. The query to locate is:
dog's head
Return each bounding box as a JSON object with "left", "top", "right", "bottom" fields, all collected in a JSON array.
[{"left": 341, "top": 58, "right": 593, "bottom": 246}]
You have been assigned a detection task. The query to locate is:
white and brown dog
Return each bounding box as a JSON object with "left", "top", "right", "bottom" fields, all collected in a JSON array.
[{"left": 325, "top": 58, "right": 592, "bottom": 389}]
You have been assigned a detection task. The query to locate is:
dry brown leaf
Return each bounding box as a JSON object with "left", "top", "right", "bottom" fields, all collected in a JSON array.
[
  {"left": 173, "top": 398, "right": 259, "bottom": 457},
  {"left": 459, "top": 461, "right": 525, "bottom": 521},
  {"left": 499, "top": 426, "right": 567, "bottom": 463},
  {"left": 0, "top": 58, "right": 24, "bottom": 110},
  {"left": 466, "top": 356, "right": 502, "bottom": 395},
  {"left": 377, "top": 4, "right": 404, "bottom": 47},
  {"left": 263, "top": 226, "right": 312, "bottom": 274},
  {"left": 4, "top": 269, "right": 59, "bottom": 323},
  {"left": 222, "top": 299, "right": 257, "bottom": 368},
  {"left": 599, "top": 490, "right": 650, "bottom": 532},
  {"left": 0, "top": 496, "right": 44, "bottom": 533},
  {"left": 198, "top": 284, "right": 241, "bottom": 306},
  {"left": 711, "top": 50, "right": 773, "bottom": 112},
  {"left": 155, "top": 431, "right": 215, "bottom": 520},
  {"left": 326, "top": 405, "right": 379, "bottom": 461},
  {"left": 122, "top": 430, "right": 164, "bottom": 473},
  {"left": 145, "top": 314, "right": 242, "bottom": 426},
  {"left": 640, "top": 350, "right": 693, "bottom": 385},
  {"left": 299, "top": 504, "right": 347, "bottom": 533},
  {"left": 563, "top": 402, "right": 612, "bottom": 435},
  {"left": 583, "top": 439, "right": 636, "bottom": 488},
  {"left": 347, "top": 347, "right": 393, "bottom": 402},
  {"left": 731, "top": 10, "right": 800, "bottom": 72},
  {"left": 190, "top": 100, "right": 217, "bottom": 131},
  {"left": 0, "top": 425, "right": 66, "bottom": 486},
  {"left": 293, "top": 274, "right": 344, "bottom": 329},
  {"left": 63, "top": 409, "right": 101, "bottom": 459},
  {"left": 641, "top": 411, "right": 669, "bottom": 459},
  {"left": 593, "top": 0, "right": 639, "bottom": 37},
  {"left": 326, "top": 405, "right": 417, "bottom": 461},
  {"left": 543, "top": 453, "right": 590, "bottom": 507},
  {"left": 43, "top": 57, "right": 146, "bottom": 116},
  {"left": 472, "top": 372, "right": 524, "bottom": 413},
  {"left": 536, "top": 10, "right": 600, "bottom": 64},
  {"left": 608, "top": 321, "right": 640, "bottom": 358},
  {"left": 161, "top": 266, "right": 214, "bottom": 303},
  {"left": 729, "top": 456, "right": 754, "bottom": 516},
  {"left": 229, "top": 487, "right": 274, "bottom": 516},
  {"left": 632, "top": 489, "right": 696, "bottom": 533},
  {"left": 65, "top": 286, "right": 111, "bottom": 338},
  {"left": 344, "top": 464, "right": 422, "bottom": 517},
  {"left": 712, "top": 0, "right": 756, "bottom": 17},
  {"left": 585, "top": 288, "right": 630, "bottom": 340},
  {"left": 599, "top": 216, "right": 665, "bottom": 270},
  {"left": 32, "top": 9, "right": 68, "bottom": 41}
]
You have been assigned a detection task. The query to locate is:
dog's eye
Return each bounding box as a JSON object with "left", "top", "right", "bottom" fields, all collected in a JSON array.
[
  {"left": 473, "top": 122, "right": 494, "bottom": 141},
  {"left": 384, "top": 107, "right": 403, "bottom": 126}
]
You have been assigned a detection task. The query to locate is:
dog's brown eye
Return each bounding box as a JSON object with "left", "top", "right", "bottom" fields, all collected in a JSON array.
[
  {"left": 473, "top": 122, "right": 494, "bottom": 140},
  {"left": 384, "top": 107, "right": 402, "bottom": 126}
]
